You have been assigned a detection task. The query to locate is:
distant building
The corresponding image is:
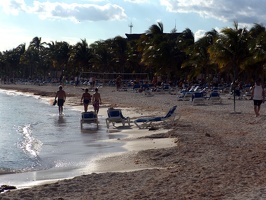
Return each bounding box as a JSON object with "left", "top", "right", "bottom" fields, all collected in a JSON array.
[
  {"left": 125, "top": 33, "right": 182, "bottom": 41},
  {"left": 125, "top": 34, "right": 143, "bottom": 41}
]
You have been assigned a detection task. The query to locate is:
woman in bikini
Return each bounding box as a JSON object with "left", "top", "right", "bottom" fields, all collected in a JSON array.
[{"left": 81, "top": 88, "right": 91, "bottom": 112}]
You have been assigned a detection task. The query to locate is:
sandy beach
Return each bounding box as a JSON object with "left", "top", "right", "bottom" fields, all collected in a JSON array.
[{"left": 1, "top": 83, "right": 266, "bottom": 200}]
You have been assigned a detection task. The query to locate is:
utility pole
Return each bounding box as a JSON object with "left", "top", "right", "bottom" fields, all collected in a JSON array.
[{"left": 129, "top": 22, "right": 133, "bottom": 34}]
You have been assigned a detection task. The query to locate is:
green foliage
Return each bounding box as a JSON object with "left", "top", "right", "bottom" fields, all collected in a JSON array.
[{"left": 1, "top": 22, "right": 266, "bottom": 82}]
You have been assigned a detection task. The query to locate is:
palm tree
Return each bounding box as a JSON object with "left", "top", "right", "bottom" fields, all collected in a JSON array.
[
  {"left": 246, "top": 23, "right": 266, "bottom": 80},
  {"left": 0, "top": 44, "right": 25, "bottom": 81},
  {"left": 177, "top": 28, "right": 194, "bottom": 50},
  {"left": 14, "top": 44, "right": 26, "bottom": 78},
  {"left": 47, "top": 41, "right": 71, "bottom": 75},
  {"left": 141, "top": 22, "right": 167, "bottom": 76},
  {"left": 29, "top": 37, "right": 45, "bottom": 51},
  {"left": 146, "top": 22, "right": 164, "bottom": 35},
  {"left": 182, "top": 29, "right": 218, "bottom": 83},
  {"left": 111, "top": 36, "right": 128, "bottom": 73},
  {"left": 126, "top": 40, "right": 143, "bottom": 73},
  {"left": 208, "top": 22, "right": 251, "bottom": 112},
  {"left": 38, "top": 46, "right": 52, "bottom": 80},
  {"left": 21, "top": 36, "right": 46, "bottom": 78},
  {"left": 141, "top": 24, "right": 192, "bottom": 80},
  {"left": 70, "top": 39, "right": 92, "bottom": 75},
  {"left": 90, "top": 40, "right": 113, "bottom": 73}
]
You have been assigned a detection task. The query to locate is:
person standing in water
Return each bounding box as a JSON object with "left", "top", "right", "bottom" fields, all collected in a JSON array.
[
  {"left": 92, "top": 88, "right": 101, "bottom": 114},
  {"left": 55, "top": 85, "right": 66, "bottom": 115},
  {"left": 81, "top": 88, "right": 91, "bottom": 112}
]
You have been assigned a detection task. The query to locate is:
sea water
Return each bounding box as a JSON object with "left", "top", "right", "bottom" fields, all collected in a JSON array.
[{"left": 0, "top": 89, "right": 125, "bottom": 187}]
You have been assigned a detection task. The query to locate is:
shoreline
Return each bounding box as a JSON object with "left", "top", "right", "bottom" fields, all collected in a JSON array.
[
  {"left": 1, "top": 83, "right": 266, "bottom": 199},
  {"left": 0, "top": 83, "right": 177, "bottom": 189}
]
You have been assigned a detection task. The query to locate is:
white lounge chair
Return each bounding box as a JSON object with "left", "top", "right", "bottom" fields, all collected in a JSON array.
[
  {"left": 80, "top": 111, "right": 99, "bottom": 129},
  {"left": 106, "top": 108, "right": 130, "bottom": 128}
]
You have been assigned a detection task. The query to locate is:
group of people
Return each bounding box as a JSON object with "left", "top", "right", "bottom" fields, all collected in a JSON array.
[
  {"left": 80, "top": 88, "right": 101, "bottom": 113},
  {"left": 54, "top": 85, "right": 101, "bottom": 115},
  {"left": 54, "top": 78, "right": 265, "bottom": 117}
]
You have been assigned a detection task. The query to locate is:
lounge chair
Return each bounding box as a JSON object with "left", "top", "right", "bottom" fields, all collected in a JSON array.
[
  {"left": 144, "top": 89, "right": 154, "bottom": 97},
  {"left": 132, "top": 84, "right": 141, "bottom": 92},
  {"left": 134, "top": 105, "right": 178, "bottom": 129},
  {"left": 192, "top": 92, "right": 206, "bottom": 105},
  {"left": 208, "top": 91, "right": 222, "bottom": 104},
  {"left": 80, "top": 111, "right": 99, "bottom": 129},
  {"left": 178, "top": 91, "right": 193, "bottom": 101},
  {"left": 106, "top": 108, "right": 130, "bottom": 128}
]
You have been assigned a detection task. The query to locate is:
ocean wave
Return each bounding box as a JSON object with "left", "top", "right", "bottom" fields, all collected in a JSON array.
[
  {"left": 17, "top": 124, "right": 43, "bottom": 158},
  {"left": 0, "top": 167, "right": 16, "bottom": 175},
  {"left": 0, "top": 89, "right": 37, "bottom": 97}
]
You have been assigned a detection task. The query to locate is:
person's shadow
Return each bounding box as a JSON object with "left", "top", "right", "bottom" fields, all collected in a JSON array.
[{"left": 57, "top": 115, "right": 66, "bottom": 125}]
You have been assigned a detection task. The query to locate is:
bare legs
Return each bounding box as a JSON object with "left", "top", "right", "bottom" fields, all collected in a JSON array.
[
  {"left": 84, "top": 104, "right": 88, "bottom": 112},
  {"left": 94, "top": 107, "right": 99, "bottom": 114},
  {"left": 59, "top": 106, "right": 63, "bottom": 115},
  {"left": 254, "top": 105, "right": 260, "bottom": 117}
]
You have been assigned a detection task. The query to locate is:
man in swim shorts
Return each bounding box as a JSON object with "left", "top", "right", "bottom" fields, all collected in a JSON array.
[
  {"left": 81, "top": 88, "right": 91, "bottom": 112},
  {"left": 55, "top": 85, "right": 66, "bottom": 115}
]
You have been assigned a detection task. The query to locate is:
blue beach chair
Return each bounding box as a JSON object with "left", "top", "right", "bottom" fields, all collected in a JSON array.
[
  {"left": 208, "top": 91, "right": 222, "bottom": 104},
  {"left": 80, "top": 111, "right": 99, "bottom": 129},
  {"left": 192, "top": 92, "right": 206, "bottom": 105},
  {"left": 106, "top": 108, "right": 130, "bottom": 128},
  {"left": 134, "top": 105, "right": 178, "bottom": 129}
]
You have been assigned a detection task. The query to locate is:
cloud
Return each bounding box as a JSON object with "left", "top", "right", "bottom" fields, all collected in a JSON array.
[
  {"left": 0, "top": 24, "right": 32, "bottom": 50},
  {"left": 0, "top": 1, "right": 127, "bottom": 22},
  {"left": 160, "top": 0, "right": 266, "bottom": 26},
  {"left": 194, "top": 29, "right": 205, "bottom": 41},
  {"left": 124, "top": 0, "right": 150, "bottom": 3},
  {"left": 0, "top": 0, "right": 27, "bottom": 15}
]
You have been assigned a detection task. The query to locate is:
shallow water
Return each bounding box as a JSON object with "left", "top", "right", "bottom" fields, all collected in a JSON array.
[{"left": 0, "top": 89, "right": 125, "bottom": 186}]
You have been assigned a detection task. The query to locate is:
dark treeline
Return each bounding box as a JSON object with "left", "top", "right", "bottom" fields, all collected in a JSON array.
[{"left": 1, "top": 21, "right": 266, "bottom": 84}]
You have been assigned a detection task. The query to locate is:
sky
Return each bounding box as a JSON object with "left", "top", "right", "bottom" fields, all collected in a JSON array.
[{"left": 0, "top": 0, "right": 265, "bottom": 52}]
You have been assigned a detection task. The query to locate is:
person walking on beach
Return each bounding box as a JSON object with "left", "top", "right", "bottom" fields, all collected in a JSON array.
[
  {"left": 81, "top": 88, "right": 91, "bottom": 112},
  {"left": 251, "top": 79, "right": 265, "bottom": 117},
  {"left": 92, "top": 88, "right": 101, "bottom": 114},
  {"left": 55, "top": 85, "right": 66, "bottom": 115}
]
